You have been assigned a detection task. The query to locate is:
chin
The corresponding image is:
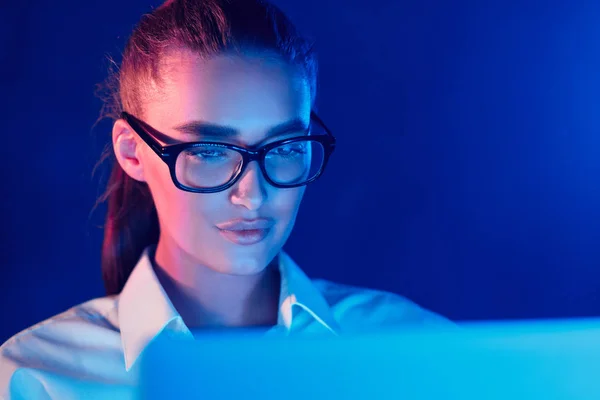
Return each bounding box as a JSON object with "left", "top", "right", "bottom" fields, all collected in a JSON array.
[
  {"left": 224, "top": 247, "right": 279, "bottom": 276},
  {"left": 225, "top": 258, "right": 269, "bottom": 276}
]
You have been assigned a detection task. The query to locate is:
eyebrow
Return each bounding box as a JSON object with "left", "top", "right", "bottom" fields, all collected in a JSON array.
[{"left": 171, "top": 118, "right": 309, "bottom": 140}]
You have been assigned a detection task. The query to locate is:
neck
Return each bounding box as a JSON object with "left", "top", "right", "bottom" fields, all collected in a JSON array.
[{"left": 152, "top": 240, "right": 281, "bottom": 330}]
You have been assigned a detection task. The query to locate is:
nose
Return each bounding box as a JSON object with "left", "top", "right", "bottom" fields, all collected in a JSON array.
[{"left": 229, "top": 161, "right": 267, "bottom": 211}]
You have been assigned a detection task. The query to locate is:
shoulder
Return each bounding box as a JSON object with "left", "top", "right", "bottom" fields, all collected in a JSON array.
[
  {"left": 1, "top": 296, "right": 120, "bottom": 353},
  {"left": 0, "top": 296, "right": 120, "bottom": 398},
  {"left": 312, "top": 279, "right": 452, "bottom": 333}
]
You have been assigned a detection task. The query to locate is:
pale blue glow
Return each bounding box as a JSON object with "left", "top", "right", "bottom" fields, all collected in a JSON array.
[{"left": 139, "top": 318, "right": 600, "bottom": 399}]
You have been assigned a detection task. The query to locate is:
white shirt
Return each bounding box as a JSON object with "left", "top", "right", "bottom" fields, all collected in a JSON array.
[{"left": 0, "top": 249, "right": 448, "bottom": 399}]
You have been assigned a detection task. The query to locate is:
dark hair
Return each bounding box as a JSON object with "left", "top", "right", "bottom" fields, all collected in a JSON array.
[{"left": 98, "top": 0, "right": 318, "bottom": 295}]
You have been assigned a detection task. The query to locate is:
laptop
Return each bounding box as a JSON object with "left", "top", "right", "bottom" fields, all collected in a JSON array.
[{"left": 138, "top": 318, "right": 600, "bottom": 399}]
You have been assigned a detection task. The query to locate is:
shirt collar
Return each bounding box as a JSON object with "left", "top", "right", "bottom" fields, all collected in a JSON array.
[{"left": 118, "top": 247, "right": 339, "bottom": 371}]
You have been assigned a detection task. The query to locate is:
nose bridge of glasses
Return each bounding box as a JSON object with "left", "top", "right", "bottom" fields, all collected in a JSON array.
[
  {"left": 233, "top": 154, "right": 269, "bottom": 195},
  {"left": 239, "top": 145, "right": 278, "bottom": 184},
  {"left": 242, "top": 146, "right": 264, "bottom": 163}
]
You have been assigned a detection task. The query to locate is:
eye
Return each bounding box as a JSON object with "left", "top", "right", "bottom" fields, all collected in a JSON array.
[
  {"left": 196, "top": 149, "right": 227, "bottom": 158},
  {"left": 182, "top": 146, "right": 236, "bottom": 164},
  {"left": 271, "top": 142, "right": 308, "bottom": 157}
]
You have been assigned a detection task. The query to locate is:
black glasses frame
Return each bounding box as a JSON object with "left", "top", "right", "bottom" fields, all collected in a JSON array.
[{"left": 120, "top": 111, "right": 336, "bottom": 193}]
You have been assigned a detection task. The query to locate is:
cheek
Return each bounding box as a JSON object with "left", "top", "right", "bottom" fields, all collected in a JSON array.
[
  {"left": 142, "top": 154, "right": 218, "bottom": 236},
  {"left": 143, "top": 154, "right": 175, "bottom": 214},
  {"left": 270, "top": 187, "right": 305, "bottom": 224}
]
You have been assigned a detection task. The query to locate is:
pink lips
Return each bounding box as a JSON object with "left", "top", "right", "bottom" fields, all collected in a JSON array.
[{"left": 216, "top": 218, "right": 274, "bottom": 245}]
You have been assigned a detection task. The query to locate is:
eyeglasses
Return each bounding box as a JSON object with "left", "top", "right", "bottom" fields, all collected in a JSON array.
[{"left": 120, "top": 111, "right": 336, "bottom": 193}]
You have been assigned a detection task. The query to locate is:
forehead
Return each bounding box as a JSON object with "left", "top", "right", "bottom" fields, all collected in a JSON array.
[{"left": 143, "top": 50, "right": 312, "bottom": 141}]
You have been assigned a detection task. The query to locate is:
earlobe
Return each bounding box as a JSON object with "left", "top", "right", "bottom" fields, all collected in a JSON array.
[{"left": 112, "top": 119, "right": 146, "bottom": 182}]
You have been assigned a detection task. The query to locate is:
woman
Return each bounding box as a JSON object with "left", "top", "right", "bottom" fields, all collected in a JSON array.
[{"left": 0, "top": 0, "right": 448, "bottom": 398}]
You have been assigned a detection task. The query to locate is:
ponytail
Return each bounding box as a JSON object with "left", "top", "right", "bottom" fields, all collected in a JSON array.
[{"left": 101, "top": 164, "right": 159, "bottom": 295}]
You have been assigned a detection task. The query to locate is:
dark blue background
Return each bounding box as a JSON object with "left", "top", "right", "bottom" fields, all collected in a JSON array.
[{"left": 2, "top": 0, "right": 599, "bottom": 343}]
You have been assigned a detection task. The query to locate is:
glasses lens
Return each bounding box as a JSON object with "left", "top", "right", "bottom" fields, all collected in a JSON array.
[
  {"left": 175, "top": 144, "right": 243, "bottom": 189},
  {"left": 264, "top": 139, "right": 325, "bottom": 185}
]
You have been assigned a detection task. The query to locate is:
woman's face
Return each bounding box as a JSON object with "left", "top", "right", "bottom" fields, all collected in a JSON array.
[{"left": 119, "top": 50, "right": 311, "bottom": 275}]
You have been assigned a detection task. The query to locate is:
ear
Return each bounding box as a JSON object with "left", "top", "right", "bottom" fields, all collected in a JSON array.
[{"left": 112, "top": 118, "right": 146, "bottom": 182}]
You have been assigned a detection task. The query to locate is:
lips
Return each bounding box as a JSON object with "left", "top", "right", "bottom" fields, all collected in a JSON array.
[
  {"left": 216, "top": 218, "right": 274, "bottom": 245},
  {"left": 216, "top": 218, "right": 274, "bottom": 231}
]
